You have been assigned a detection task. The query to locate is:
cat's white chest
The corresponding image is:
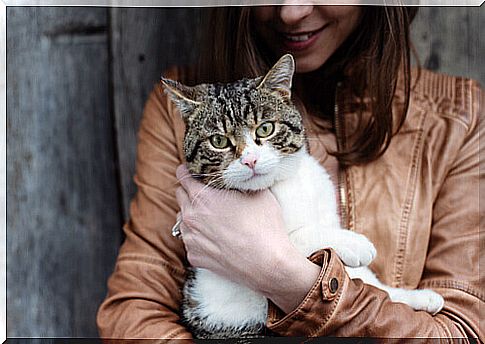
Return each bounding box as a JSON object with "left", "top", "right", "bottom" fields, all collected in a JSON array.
[{"left": 270, "top": 151, "right": 341, "bottom": 256}]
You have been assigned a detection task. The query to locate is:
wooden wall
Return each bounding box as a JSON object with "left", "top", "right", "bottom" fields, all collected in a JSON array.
[{"left": 6, "top": 6, "right": 484, "bottom": 338}]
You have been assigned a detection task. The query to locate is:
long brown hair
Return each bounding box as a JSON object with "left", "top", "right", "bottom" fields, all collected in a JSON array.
[{"left": 193, "top": 6, "right": 418, "bottom": 167}]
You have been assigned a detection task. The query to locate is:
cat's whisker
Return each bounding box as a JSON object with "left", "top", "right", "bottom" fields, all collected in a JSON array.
[
  {"left": 280, "top": 163, "right": 297, "bottom": 172},
  {"left": 193, "top": 171, "right": 223, "bottom": 178},
  {"left": 191, "top": 183, "right": 215, "bottom": 206},
  {"left": 190, "top": 175, "right": 226, "bottom": 205},
  {"left": 171, "top": 173, "right": 212, "bottom": 187},
  {"left": 174, "top": 175, "right": 197, "bottom": 183},
  {"left": 172, "top": 171, "right": 223, "bottom": 188}
]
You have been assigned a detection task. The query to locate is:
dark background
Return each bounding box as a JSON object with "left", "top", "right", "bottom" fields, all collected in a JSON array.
[{"left": 6, "top": 6, "right": 484, "bottom": 338}]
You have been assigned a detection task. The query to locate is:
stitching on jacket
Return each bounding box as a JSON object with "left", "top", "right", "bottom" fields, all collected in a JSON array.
[
  {"left": 436, "top": 113, "right": 470, "bottom": 130},
  {"left": 310, "top": 260, "right": 345, "bottom": 337},
  {"left": 420, "top": 279, "right": 485, "bottom": 302},
  {"left": 310, "top": 290, "right": 343, "bottom": 337},
  {"left": 392, "top": 108, "right": 427, "bottom": 287},
  {"left": 346, "top": 167, "right": 355, "bottom": 232},
  {"left": 118, "top": 253, "right": 186, "bottom": 279},
  {"left": 467, "top": 79, "right": 482, "bottom": 137},
  {"left": 307, "top": 254, "right": 343, "bottom": 336},
  {"left": 412, "top": 75, "right": 483, "bottom": 134},
  {"left": 414, "top": 93, "right": 472, "bottom": 131}
]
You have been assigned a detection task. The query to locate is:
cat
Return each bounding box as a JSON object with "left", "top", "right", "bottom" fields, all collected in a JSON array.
[{"left": 161, "top": 54, "right": 445, "bottom": 339}]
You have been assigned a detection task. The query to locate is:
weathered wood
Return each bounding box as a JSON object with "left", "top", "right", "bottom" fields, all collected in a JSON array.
[
  {"left": 7, "top": 7, "right": 122, "bottom": 337},
  {"left": 411, "top": 7, "right": 484, "bottom": 85},
  {"left": 110, "top": 8, "right": 202, "bottom": 218}
]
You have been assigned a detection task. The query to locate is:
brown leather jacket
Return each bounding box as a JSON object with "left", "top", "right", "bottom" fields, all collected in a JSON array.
[{"left": 96, "top": 67, "right": 484, "bottom": 340}]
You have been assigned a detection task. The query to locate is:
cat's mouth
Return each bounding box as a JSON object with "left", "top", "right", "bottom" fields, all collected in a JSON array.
[
  {"left": 233, "top": 171, "right": 275, "bottom": 191},
  {"left": 244, "top": 171, "right": 269, "bottom": 181}
]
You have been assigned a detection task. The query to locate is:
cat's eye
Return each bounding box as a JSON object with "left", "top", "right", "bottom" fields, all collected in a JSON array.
[
  {"left": 210, "top": 134, "right": 229, "bottom": 149},
  {"left": 255, "top": 122, "right": 275, "bottom": 138}
]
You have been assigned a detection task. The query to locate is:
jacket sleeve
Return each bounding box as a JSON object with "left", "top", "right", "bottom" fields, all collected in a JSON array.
[
  {"left": 96, "top": 76, "right": 192, "bottom": 339},
  {"left": 267, "top": 82, "right": 484, "bottom": 340}
]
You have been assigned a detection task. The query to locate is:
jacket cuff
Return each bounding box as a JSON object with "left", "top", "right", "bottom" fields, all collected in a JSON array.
[{"left": 266, "top": 248, "right": 347, "bottom": 336}]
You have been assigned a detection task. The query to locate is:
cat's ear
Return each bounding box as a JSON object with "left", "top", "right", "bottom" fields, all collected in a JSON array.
[
  {"left": 257, "top": 54, "right": 295, "bottom": 100},
  {"left": 160, "top": 77, "right": 202, "bottom": 120}
]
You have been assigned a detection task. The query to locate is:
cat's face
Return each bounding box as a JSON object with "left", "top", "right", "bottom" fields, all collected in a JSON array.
[{"left": 162, "top": 54, "right": 305, "bottom": 191}]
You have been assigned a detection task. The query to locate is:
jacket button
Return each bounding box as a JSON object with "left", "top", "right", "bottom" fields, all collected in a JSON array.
[{"left": 329, "top": 278, "right": 339, "bottom": 293}]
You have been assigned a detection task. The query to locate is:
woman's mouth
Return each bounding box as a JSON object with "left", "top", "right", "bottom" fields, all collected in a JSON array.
[
  {"left": 280, "top": 26, "right": 327, "bottom": 51},
  {"left": 285, "top": 32, "right": 313, "bottom": 42}
]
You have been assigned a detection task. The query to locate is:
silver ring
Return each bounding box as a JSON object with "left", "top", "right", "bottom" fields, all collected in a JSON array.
[{"left": 171, "top": 217, "right": 182, "bottom": 238}]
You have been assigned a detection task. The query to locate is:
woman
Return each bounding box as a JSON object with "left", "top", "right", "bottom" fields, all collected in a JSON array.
[{"left": 97, "top": 6, "right": 483, "bottom": 339}]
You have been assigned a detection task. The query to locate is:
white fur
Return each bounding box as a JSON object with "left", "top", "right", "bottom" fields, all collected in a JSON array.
[
  {"left": 189, "top": 269, "right": 267, "bottom": 330},
  {"left": 222, "top": 130, "right": 299, "bottom": 191},
  {"left": 190, "top": 142, "right": 444, "bottom": 331}
]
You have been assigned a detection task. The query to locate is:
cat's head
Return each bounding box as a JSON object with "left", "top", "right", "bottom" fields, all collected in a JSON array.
[{"left": 161, "top": 54, "right": 305, "bottom": 191}]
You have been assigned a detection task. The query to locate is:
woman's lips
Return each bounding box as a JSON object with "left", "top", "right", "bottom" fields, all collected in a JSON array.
[{"left": 279, "top": 25, "right": 328, "bottom": 52}]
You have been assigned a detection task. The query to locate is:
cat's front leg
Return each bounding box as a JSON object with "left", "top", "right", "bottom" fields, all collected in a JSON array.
[
  {"left": 288, "top": 224, "right": 376, "bottom": 268},
  {"left": 322, "top": 229, "right": 377, "bottom": 268}
]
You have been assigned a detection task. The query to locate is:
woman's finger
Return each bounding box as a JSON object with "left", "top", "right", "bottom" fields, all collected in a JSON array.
[
  {"left": 175, "top": 185, "right": 191, "bottom": 210},
  {"left": 175, "top": 164, "right": 191, "bottom": 182}
]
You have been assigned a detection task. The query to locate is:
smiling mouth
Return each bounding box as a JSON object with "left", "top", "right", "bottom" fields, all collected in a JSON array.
[
  {"left": 281, "top": 25, "right": 328, "bottom": 43},
  {"left": 284, "top": 31, "right": 316, "bottom": 42}
]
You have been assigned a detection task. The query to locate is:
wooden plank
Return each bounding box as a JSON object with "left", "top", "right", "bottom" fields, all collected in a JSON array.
[
  {"left": 110, "top": 8, "right": 202, "bottom": 218},
  {"left": 0, "top": 1, "right": 6, "bottom": 342},
  {"left": 7, "top": 7, "right": 122, "bottom": 337},
  {"left": 411, "top": 7, "right": 484, "bottom": 86}
]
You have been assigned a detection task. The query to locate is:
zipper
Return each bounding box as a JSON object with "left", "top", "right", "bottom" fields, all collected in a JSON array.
[{"left": 334, "top": 82, "right": 350, "bottom": 230}]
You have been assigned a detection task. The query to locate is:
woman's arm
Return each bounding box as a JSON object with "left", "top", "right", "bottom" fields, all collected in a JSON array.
[{"left": 96, "top": 77, "right": 192, "bottom": 339}]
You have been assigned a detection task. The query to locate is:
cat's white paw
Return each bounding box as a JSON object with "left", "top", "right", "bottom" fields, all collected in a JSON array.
[
  {"left": 389, "top": 289, "right": 444, "bottom": 315},
  {"left": 416, "top": 289, "right": 445, "bottom": 315},
  {"left": 331, "top": 231, "right": 377, "bottom": 268}
]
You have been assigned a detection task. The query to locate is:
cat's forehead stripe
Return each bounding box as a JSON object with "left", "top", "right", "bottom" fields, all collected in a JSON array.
[
  {"left": 215, "top": 97, "right": 237, "bottom": 130},
  {"left": 204, "top": 88, "right": 256, "bottom": 130}
]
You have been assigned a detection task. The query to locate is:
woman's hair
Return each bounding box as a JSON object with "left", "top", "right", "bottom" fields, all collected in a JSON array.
[{"left": 193, "top": 7, "right": 419, "bottom": 167}]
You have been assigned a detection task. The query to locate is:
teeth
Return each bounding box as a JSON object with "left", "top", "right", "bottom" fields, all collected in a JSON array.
[{"left": 285, "top": 33, "right": 312, "bottom": 42}]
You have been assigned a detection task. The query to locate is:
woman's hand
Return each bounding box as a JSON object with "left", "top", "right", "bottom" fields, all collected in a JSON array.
[{"left": 175, "top": 165, "right": 320, "bottom": 313}]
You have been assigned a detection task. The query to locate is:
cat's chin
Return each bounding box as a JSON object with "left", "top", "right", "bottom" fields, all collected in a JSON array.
[{"left": 230, "top": 173, "right": 277, "bottom": 192}]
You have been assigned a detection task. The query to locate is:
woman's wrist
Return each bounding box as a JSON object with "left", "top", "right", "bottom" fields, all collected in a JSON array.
[{"left": 261, "top": 247, "right": 321, "bottom": 314}]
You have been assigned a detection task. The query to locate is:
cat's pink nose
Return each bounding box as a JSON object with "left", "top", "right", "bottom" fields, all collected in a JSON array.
[{"left": 240, "top": 153, "right": 258, "bottom": 169}]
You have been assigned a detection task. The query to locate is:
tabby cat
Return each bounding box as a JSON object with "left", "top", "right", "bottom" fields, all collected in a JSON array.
[{"left": 161, "top": 54, "right": 444, "bottom": 339}]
